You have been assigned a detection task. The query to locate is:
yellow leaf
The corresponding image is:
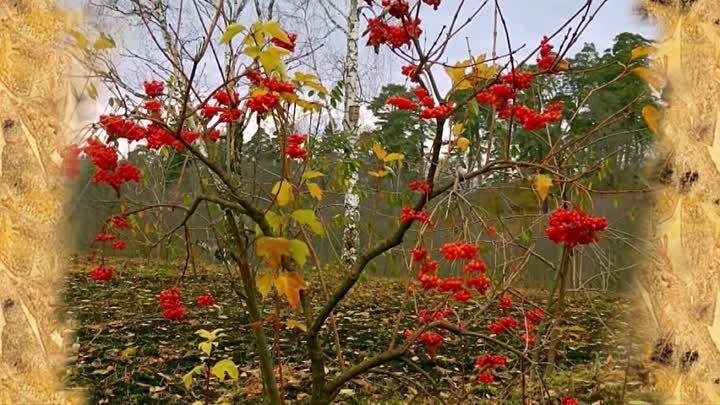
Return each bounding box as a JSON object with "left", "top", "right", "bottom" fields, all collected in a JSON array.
[
  {"left": 120, "top": 346, "right": 138, "bottom": 359},
  {"left": 68, "top": 30, "right": 88, "bottom": 48},
  {"left": 452, "top": 123, "right": 465, "bottom": 137},
  {"left": 533, "top": 174, "right": 553, "bottom": 202},
  {"left": 472, "top": 54, "right": 501, "bottom": 79},
  {"left": 260, "top": 21, "right": 291, "bottom": 44},
  {"left": 286, "top": 319, "right": 307, "bottom": 332},
  {"left": 244, "top": 24, "right": 266, "bottom": 47},
  {"left": 368, "top": 170, "right": 390, "bottom": 178},
  {"left": 305, "top": 81, "right": 328, "bottom": 95},
  {"left": 642, "top": 105, "right": 659, "bottom": 135},
  {"left": 243, "top": 45, "right": 262, "bottom": 59},
  {"left": 87, "top": 82, "right": 98, "bottom": 100},
  {"left": 456, "top": 137, "right": 470, "bottom": 152},
  {"left": 630, "top": 45, "right": 657, "bottom": 61},
  {"left": 294, "top": 72, "right": 319, "bottom": 82},
  {"left": 274, "top": 272, "right": 307, "bottom": 309},
  {"left": 210, "top": 359, "right": 239, "bottom": 381},
  {"left": 288, "top": 239, "right": 309, "bottom": 267},
  {"left": 302, "top": 171, "right": 324, "bottom": 180},
  {"left": 632, "top": 67, "right": 663, "bottom": 92},
  {"left": 445, "top": 59, "right": 474, "bottom": 90},
  {"left": 296, "top": 99, "right": 321, "bottom": 112},
  {"left": 383, "top": 153, "right": 405, "bottom": 162},
  {"left": 256, "top": 273, "right": 274, "bottom": 298},
  {"left": 220, "top": 23, "right": 246, "bottom": 44},
  {"left": 271, "top": 180, "right": 294, "bottom": 207},
  {"left": 259, "top": 46, "right": 290, "bottom": 74},
  {"left": 307, "top": 182, "right": 323, "bottom": 201},
  {"left": 291, "top": 209, "right": 324, "bottom": 236},
  {"left": 612, "top": 197, "right": 619, "bottom": 208},
  {"left": 372, "top": 143, "right": 387, "bottom": 160},
  {"left": 280, "top": 92, "right": 298, "bottom": 103},
  {"left": 256, "top": 237, "right": 292, "bottom": 269},
  {"left": 93, "top": 34, "right": 115, "bottom": 50}
]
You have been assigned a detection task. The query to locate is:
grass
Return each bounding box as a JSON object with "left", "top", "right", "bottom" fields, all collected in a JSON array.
[{"left": 61, "top": 258, "right": 661, "bottom": 404}]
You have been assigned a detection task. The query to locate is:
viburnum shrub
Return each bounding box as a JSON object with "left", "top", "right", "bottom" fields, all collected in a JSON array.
[{"left": 63, "top": 0, "right": 627, "bottom": 403}]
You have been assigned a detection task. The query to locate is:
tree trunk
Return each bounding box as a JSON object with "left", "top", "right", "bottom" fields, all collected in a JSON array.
[
  {"left": 340, "top": 0, "right": 362, "bottom": 272},
  {"left": 638, "top": 1, "right": 720, "bottom": 403}
]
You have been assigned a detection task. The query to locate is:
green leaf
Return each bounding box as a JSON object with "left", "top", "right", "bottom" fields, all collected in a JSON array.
[
  {"left": 220, "top": 23, "right": 246, "bottom": 44},
  {"left": 211, "top": 359, "right": 239, "bottom": 381},
  {"left": 288, "top": 239, "right": 309, "bottom": 267},
  {"left": 265, "top": 211, "right": 284, "bottom": 234},
  {"left": 291, "top": 209, "right": 324, "bottom": 236}
]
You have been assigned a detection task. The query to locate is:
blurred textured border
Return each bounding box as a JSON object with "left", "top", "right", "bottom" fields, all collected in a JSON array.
[
  {"left": 636, "top": 0, "right": 720, "bottom": 403},
  {"left": 0, "top": 1, "right": 85, "bottom": 404}
]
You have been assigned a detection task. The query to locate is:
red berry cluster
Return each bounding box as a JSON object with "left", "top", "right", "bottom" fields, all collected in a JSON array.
[
  {"left": 419, "top": 103, "right": 453, "bottom": 120},
  {"left": 200, "top": 88, "right": 243, "bottom": 122},
  {"left": 386, "top": 96, "right": 418, "bottom": 110},
  {"left": 247, "top": 93, "right": 279, "bottom": 114},
  {"left": 501, "top": 70, "right": 534, "bottom": 90},
  {"left": 422, "top": 0, "right": 441, "bottom": 9},
  {"left": 545, "top": 207, "right": 608, "bottom": 248},
  {"left": 271, "top": 32, "right": 298, "bottom": 52},
  {"left": 439, "top": 242, "right": 479, "bottom": 260},
  {"left": 520, "top": 308, "right": 545, "bottom": 345},
  {"left": 401, "top": 64, "right": 420, "bottom": 82},
  {"left": 144, "top": 80, "right": 164, "bottom": 97},
  {"left": 498, "top": 294, "right": 513, "bottom": 310},
  {"left": 285, "top": 133, "right": 308, "bottom": 161},
  {"left": 84, "top": 138, "right": 118, "bottom": 171},
  {"left": 382, "top": 0, "right": 409, "bottom": 18},
  {"left": 408, "top": 180, "right": 432, "bottom": 195},
  {"left": 498, "top": 101, "right": 564, "bottom": 130},
  {"left": 367, "top": 17, "right": 422, "bottom": 50},
  {"left": 145, "top": 98, "right": 162, "bottom": 113},
  {"left": 561, "top": 396, "right": 579, "bottom": 405},
  {"left": 196, "top": 293, "right": 216, "bottom": 307},
  {"left": 89, "top": 264, "right": 113, "bottom": 282},
  {"left": 110, "top": 215, "right": 129, "bottom": 229},
  {"left": 401, "top": 207, "right": 433, "bottom": 226},
  {"left": 100, "top": 115, "right": 147, "bottom": 141},
  {"left": 159, "top": 287, "right": 186, "bottom": 321},
  {"left": 475, "top": 354, "right": 507, "bottom": 384},
  {"left": 476, "top": 66, "right": 564, "bottom": 130},
  {"left": 487, "top": 316, "right": 518, "bottom": 335},
  {"left": 537, "top": 35, "right": 558, "bottom": 72},
  {"left": 412, "top": 244, "right": 491, "bottom": 303},
  {"left": 403, "top": 309, "right": 453, "bottom": 355},
  {"left": 92, "top": 163, "right": 141, "bottom": 193},
  {"left": 413, "top": 87, "right": 435, "bottom": 108}
]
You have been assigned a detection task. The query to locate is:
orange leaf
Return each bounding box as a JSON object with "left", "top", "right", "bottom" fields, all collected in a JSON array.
[
  {"left": 274, "top": 272, "right": 307, "bottom": 309},
  {"left": 256, "top": 237, "right": 292, "bottom": 269}
]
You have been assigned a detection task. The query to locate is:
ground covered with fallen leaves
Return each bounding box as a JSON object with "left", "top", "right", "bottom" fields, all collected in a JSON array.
[{"left": 61, "top": 259, "right": 663, "bottom": 404}]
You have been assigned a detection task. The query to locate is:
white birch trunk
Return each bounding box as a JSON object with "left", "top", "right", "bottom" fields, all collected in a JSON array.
[{"left": 341, "top": 0, "right": 362, "bottom": 271}]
